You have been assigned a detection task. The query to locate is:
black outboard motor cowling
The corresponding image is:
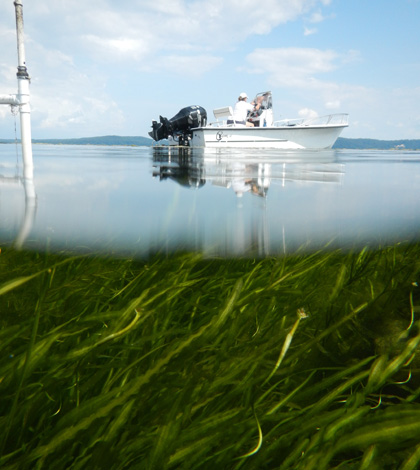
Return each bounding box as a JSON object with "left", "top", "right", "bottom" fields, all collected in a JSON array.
[{"left": 149, "top": 105, "right": 207, "bottom": 145}]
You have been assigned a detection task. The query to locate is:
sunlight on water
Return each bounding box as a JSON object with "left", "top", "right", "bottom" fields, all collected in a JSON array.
[{"left": 1, "top": 143, "right": 420, "bottom": 256}]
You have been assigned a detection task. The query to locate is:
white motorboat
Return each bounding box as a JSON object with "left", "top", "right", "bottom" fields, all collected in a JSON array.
[{"left": 149, "top": 91, "right": 348, "bottom": 150}]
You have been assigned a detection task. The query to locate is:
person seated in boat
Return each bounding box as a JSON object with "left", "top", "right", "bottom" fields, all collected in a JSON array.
[
  {"left": 248, "top": 95, "right": 266, "bottom": 127},
  {"left": 227, "top": 92, "right": 261, "bottom": 127}
]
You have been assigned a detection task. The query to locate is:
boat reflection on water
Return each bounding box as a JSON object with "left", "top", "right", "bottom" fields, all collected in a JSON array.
[
  {"left": 152, "top": 146, "right": 344, "bottom": 256},
  {"left": 152, "top": 146, "right": 343, "bottom": 198}
]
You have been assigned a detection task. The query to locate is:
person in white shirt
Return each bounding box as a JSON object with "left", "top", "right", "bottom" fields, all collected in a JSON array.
[{"left": 228, "top": 92, "right": 261, "bottom": 127}]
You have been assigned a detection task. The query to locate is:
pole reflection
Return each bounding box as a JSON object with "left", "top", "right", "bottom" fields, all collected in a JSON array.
[{"left": 0, "top": 151, "right": 37, "bottom": 249}]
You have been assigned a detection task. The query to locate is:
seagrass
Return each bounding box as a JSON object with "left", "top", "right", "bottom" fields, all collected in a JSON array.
[{"left": 0, "top": 243, "right": 420, "bottom": 469}]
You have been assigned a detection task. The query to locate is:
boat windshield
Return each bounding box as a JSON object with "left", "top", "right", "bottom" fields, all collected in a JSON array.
[{"left": 254, "top": 91, "right": 272, "bottom": 110}]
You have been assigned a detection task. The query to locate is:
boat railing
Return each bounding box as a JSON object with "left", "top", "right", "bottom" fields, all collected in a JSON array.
[
  {"left": 274, "top": 113, "right": 349, "bottom": 128},
  {"left": 207, "top": 120, "right": 230, "bottom": 128},
  {"left": 207, "top": 120, "right": 250, "bottom": 128}
]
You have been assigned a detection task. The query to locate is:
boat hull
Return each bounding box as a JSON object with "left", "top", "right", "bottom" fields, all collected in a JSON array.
[{"left": 190, "top": 124, "right": 347, "bottom": 149}]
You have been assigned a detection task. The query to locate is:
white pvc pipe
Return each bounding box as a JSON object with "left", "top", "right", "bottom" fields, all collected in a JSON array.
[
  {"left": 14, "top": 0, "right": 34, "bottom": 181},
  {"left": 14, "top": 0, "right": 27, "bottom": 69},
  {"left": 0, "top": 1, "right": 36, "bottom": 250},
  {"left": 17, "top": 74, "right": 33, "bottom": 180},
  {"left": 0, "top": 94, "right": 20, "bottom": 105},
  {"left": 0, "top": 2, "right": 34, "bottom": 184}
]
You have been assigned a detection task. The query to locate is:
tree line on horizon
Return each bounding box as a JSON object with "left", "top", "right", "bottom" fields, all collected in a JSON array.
[{"left": 1, "top": 136, "right": 420, "bottom": 149}]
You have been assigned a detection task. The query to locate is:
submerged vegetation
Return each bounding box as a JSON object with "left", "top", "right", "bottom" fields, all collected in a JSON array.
[{"left": 1, "top": 244, "right": 420, "bottom": 469}]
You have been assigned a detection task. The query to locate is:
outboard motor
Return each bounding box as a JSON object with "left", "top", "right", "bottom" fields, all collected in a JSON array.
[{"left": 149, "top": 105, "right": 207, "bottom": 145}]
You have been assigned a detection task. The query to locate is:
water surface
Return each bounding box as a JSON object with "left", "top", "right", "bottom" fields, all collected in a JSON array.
[{"left": 1, "top": 143, "right": 420, "bottom": 256}]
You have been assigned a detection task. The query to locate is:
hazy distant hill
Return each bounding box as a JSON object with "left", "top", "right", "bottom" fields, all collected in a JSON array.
[
  {"left": 0, "top": 135, "right": 153, "bottom": 146},
  {"left": 35, "top": 135, "right": 154, "bottom": 146},
  {"left": 1, "top": 135, "right": 419, "bottom": 149},
  {"left": 333, "top": 137, "right": 420, "bottom": 150}
]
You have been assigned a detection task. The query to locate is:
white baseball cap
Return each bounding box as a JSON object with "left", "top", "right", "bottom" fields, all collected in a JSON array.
[{"left": 239, "top": 92, "right": 248, "bottom": 99}]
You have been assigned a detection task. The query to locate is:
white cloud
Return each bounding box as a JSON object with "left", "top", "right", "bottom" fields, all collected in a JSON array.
[
  {"left": 82, "top": 34, "right": 150, "bottom": 61},
  {"left": 34, "top": 93, "right": 125, "bottom": 134},
  {"left": 0, "top": 63, "right": 17, "bottom": 85},
  {"left": 28, "top": 65, "right": 125, "bottom": 136},
  {"left": 156, "top": 55, "right": 224, "bottom": 78},
  {"left": 298, "top": 108, "right": 318, "bottom": 119},
  {"left": 22, "top": 0, "right": 334, "bottom": 60},
  {"left": 308, "top": 11, "right": 325, "bottom": 23},
  {"left": 325, "top": 100, "right": 341, "bottom": 109},
  {"left": 341, "top": 49, "right": 362, "bottom": 65},
  {"left": 245, "top": 47, "right": 340, "bottom": 88},
  {"left": 0, "top": 106, "right": 12, "bottom": 120},
  {"left": 304, "top": 27, "right": 318, "bottom": 36}
]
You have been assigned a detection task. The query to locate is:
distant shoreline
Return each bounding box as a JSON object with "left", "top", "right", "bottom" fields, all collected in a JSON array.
[{"left": 1, "top": 136, "right": 420, "bottom": 150}]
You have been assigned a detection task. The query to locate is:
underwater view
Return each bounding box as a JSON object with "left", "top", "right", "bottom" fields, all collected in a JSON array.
[{"left": 2, "top": 145, "right": 420, "bottom": 469}]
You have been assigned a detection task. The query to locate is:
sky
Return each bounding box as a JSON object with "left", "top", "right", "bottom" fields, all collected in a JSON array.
[{"left": 0, "top": 0, "right": 419, "bottom": 141}]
